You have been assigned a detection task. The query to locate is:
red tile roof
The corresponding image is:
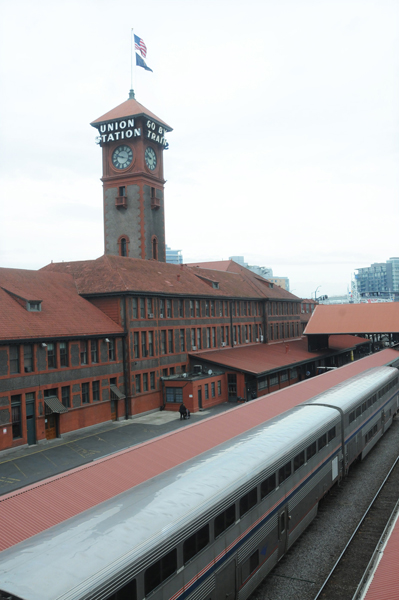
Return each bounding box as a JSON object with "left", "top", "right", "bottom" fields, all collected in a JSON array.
[
  {"left": 41, "top": 255, "right": 300, "bottom": 301},
  {"left": 91, "top": 97, "right": 172, "bottom": 131},
  {"left": 305, "top": 303, "right": 399, "bottom": 335},
  {"left": 0, "top": 268, "right": 124, "bottom": 341},
  {"left": 192, "top": 336, "right": 370, "bottom": 374},
  {"left": 0, "top": 349, "right": 397, "bottom": 552}
]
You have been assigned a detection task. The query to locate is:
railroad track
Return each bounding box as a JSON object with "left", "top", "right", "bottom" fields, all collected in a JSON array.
[{"left": 313, "top": 454, "right": 399, "bottom": 600}]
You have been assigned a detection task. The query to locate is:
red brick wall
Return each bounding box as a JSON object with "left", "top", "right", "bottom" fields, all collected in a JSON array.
[{"left": 88, "top": 297, "right": 121, "bottom": 325}]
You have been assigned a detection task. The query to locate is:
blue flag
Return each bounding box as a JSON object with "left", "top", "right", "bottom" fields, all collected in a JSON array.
[{"left": 136, "top": 53, "right": 153, "bottom": 72}]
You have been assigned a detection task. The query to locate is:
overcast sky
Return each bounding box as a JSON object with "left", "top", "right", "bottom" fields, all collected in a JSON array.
[{"left": 0, "top": 0, "right": 398, "bottom": 298}]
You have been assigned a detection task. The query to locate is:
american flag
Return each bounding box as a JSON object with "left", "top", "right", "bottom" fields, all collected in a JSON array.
[{"left": 134, "top": 34, "right": 147, "bottom": 58}]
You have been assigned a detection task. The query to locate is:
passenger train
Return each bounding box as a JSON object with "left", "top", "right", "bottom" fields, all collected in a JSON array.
[{"left": 1, "top": 366, "right": 398, "bottom": 600}]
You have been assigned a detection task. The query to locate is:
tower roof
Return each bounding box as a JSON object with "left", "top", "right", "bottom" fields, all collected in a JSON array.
[{"left": 91, "top": 97, "right": 172, "bottom": 131}]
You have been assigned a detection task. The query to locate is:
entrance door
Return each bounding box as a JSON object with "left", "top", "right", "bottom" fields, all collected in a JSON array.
[
  {"left": 26, "top": 402, "right": 36, "bottom": 445},
  {"left": 277, "top": 506, "right": 289, "bottom": 560},
  {"left": 45, "top": 414, "right": 57, "bottom": 440},
  {"left": 198, "top": 388, "right": 202, "bottom": 410},
  {"left": 214, "top": 559, "right": 236, "bottom": 600},
  {"left": 228, "top": 374, "right": 237, "bottom": 401},
  {"left": 110, "top": 399, "right": 117, "bottom": 421}
]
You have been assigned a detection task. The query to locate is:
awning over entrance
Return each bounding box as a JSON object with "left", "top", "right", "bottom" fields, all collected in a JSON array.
[
  {"left": 44, "top": 396, "right": 68, "bottom": 414},
  {"left": 110, "top": 385, "right": 125, "bottom": 400}
]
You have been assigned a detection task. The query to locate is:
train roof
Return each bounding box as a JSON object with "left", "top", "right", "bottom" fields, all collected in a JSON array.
[
  {"left": 304, "top": 366, "right": 397, "bottom": 411},
  {"left": 0, "top": 404, "right": 338, "bottom": 600}
]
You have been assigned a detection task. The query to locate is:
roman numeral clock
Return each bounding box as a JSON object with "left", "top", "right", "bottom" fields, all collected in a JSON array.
[{"left": 91, "top": 94, "right": 172, "bottom": 261}]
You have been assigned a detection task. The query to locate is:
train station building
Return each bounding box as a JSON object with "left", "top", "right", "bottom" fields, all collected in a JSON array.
[{"left": 0, "top": 95, "right": 376, "bottom": 453}]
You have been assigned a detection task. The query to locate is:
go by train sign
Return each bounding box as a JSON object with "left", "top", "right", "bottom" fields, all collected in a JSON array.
[{"left": 94, "top": 118, "right": 168, "bottom": 147}]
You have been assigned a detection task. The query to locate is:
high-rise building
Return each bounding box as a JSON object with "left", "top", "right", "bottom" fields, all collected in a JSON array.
[{"left": 355, "top": 258, "right": 399, "bottom": 299}]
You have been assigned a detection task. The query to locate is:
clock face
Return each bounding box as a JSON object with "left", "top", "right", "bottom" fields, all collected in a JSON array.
[
  {"left": 145, "top": 147, "right": 157, "bottom": 171},
  {"left": 112, "top": 145, "right": 133, "bottom": 170}
]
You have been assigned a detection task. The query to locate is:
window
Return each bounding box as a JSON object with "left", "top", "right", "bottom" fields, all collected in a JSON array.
[
  {"left": 61, "top": 386, "right": 70, "bottom": 408},
  {"left": 148, "top": 331, "right": 154, "bottom": 356},
  {"left": 178, "top": 299, "right": 184, "bottom": 317},
  {"left": 82, "top": 383, "right": 90, "bottom": 403},
  {"left": 242, "top": 549, "right": 259, "bottom": 584},
  {"left": 211, "top": 382, "right": 215, "bottom": 397},
  {"left": 91, "top": 340, "right": 98, "bottom": 363},
  {"left": 166, "top": 387, "right": 183, "bottom": 403},
  {"left": 328, "top": 426, "right": 336, "bottom": 442},
  {"left": 205, "top": 384, "right": 209, "bottom": 399},
  {"left": 140, "top": 298, "right": 145, "bottom": 319},
  {"left": 183, "top": 524, "right": 209, "bottom": 564},
  {"left": 159, "top": 299, "right": 165, "bottom": 318},
  {"left": 114, "top": 579, "right": 137, "bottom": 600},
  {"left": 191, "top": 329, "right": 195, "bottom": 349},
  {"left": 294, "top": 450, "right": 305, "bottom": 472},
  {"left": 218, "top": 380, "right": 222, "bottom": 395},
  {"left": 237, "top": 325, "right": 241, "bottom": 344},
  {"left": 206, "top": 328, "right": 211, "bottom": 348},
  {"left": 133, "top": 332, "right": 139, "bottom": 358},
  {"left": 167, "top": 299, "right": 172, "bottom": 318},
  {"left": 141, "top": 331, "right": 147, "bottom": 357},
  {"left": 150, "top": 372, "right": 156, "bottom": 390},
  {"left": 210, "top": 300, "right": 215, "bottom": 317},
  {"left": 145, "top": 549, "right": 177, "bottom": 596},
  {"left": 80, "top": 341, "right": 88, "bottom": 365},
  {"left": 278, "top": 461, "right": 292, "bottom": 485},
  {"left": 190, "top": 300, "right": 194, "bottom": 317},
  {"left": 261, "top": 473, "right": 276, "bottom": 499},
  {"left": 10, "top": 345, "right": 20, "bottom": 374},
  {"left": 215, "top": 504, "right": 236, "bottom": 538},
  {"left": 307, "top": 441, "right": 317, "bottom": 460},
  {"left": 11, "top": 395, "right": 22, "bottom": 439},
  {"left": 147, "top": 298, "right": 152, "bottom": 316},
  {"left": 135, "top": 374, "right": 141, "bottom": 393},
  {"left": 92, "top": 381, "right": 100, "bottom": 402},
  {"left": 143, "top": 373, "right": 148, "bottom": 392},
  {"left": 132, "top": 298, "right": 138, "bottom": 319},
  {"left": 120, "top": 237, "right": 127, "bottom": 257},
  {"left": 161, "top": 330, "right": 166, "bottom": 354},
  {"left": 280, "top": 371, "right": 288, "bottom": 382},
  {"left": 269, "top": 374, "right": 279, "bottom": 386},
  {"left": 239, "top": 487, "right": 257, "bottom": 517},
  {"left": 205, "top": 301, "right": 209, "bottom": 316},
  {"left": 225, "top": 327, "right": 229, "bottom": 345},
  {"left": 195, "top": 300, "right": 200, "bottom": 316},
  {"left": 318, "top": 433, "right": 327, "bottom": 450},
  {"left": 47, "top": 343, "right": 57, "bottom": 369},
  {"left": 197, "top": 328, "right": 201, "bottom": 350},
  {"left": 180, "top": 329, "right": 185, "bottom": 352},
  {"left": 168, "top": 330, "right": 174, "bottom": 353},
  {"left": 59, "top": 342, "right": 68, "bottom": 367},
  {"left": 212, "top": 327, "right": 216, "bottom": 347},
  {"left": 24, "top": 344, "right": 33, "bottom": 372},
  {"left": 152, "top": 236, "right": 158, "bottom": 260},
  {"left": 108, "top": 339, "right": 116, "bottom": 361}
]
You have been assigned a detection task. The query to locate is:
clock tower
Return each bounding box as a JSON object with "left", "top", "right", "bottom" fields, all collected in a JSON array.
[{"left": 91, "top": 92, "right": 172, "bottom": 261}]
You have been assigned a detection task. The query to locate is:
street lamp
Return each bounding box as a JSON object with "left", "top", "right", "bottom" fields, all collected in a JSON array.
[{"left": 314, "top": 286, "right": 321, "bottom": 301}]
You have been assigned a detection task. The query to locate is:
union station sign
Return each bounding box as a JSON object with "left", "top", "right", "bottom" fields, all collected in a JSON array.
[{"left": 95, "top": 118, "right": 168, "bottom": 147}]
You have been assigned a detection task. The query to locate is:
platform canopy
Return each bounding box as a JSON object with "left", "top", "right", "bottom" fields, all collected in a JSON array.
[{"left": 304, "top": 303, "right": 399, "bottom": 335}]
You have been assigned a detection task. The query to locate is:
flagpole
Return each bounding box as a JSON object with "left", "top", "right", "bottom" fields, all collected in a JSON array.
[{"left": 129, "top": 28, "right": 135, "bottom": 99}]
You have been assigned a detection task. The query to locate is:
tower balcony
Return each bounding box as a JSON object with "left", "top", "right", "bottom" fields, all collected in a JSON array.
[
  {"left": 115, "top": 196, "right": 127, "bottom": 209},
  {"left": 151, "top": 196, "right": 160, "bottom": 210}
]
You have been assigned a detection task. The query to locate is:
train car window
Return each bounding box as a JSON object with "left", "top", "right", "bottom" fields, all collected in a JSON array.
[
  {"left": 318, "top": 434, "right": 327, "bottom": 451},
  {"left": 239, "top": 486, "right": 258, "bottom": 518},
  {"left": 215, "top": 504, "right": 236, "bottom": 538},
  {"left": 356, "top": 406, "right": 361, "bottom": 418},
  {"left": 111, "top": 579, "right": 137, "bottom": 600},
  {"left": 328, "top": 427, "right": 336, "bottom": 443},
  {"left": 241, "top": 550, "right": 259, "bottom": 584},
  {"left": 362, "top": 402, "right": 367, "bottom": 413},
  {"left": 144, "top": 549, "right": 177, "bottom": 596},
  {"left": 183, "top": 524, "right": 209, "bottom": 564},
  {"left": 294, "top": 450, "right": 305, "bottom": 472},
  {"left": 367, "top": 398, "right": 372, "bottom": 409},
  {"left": 372, "top": 394, "right": 377, "bottom": 404},
  {"left": 261, "top": 473, "right": 276, "bottom": 499},
  {"left": 306, "top": 441, "right": 316, "bottom": 460},
  {"left": 349, "top": 411, "right": 355, "bottom": 424},
  {"left": 278, "top": 461, "right": 292, "bottom": 485}
]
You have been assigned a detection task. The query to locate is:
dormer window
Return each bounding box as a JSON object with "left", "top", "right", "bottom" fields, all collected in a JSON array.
[{"left": 27, "top": 301, "right": 41, "bottom": 312}]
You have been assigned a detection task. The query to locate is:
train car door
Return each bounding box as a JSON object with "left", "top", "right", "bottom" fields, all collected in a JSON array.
[
  {"left": 277, "top": 506, "right": 289, "bottom": 560},
  {"left": 214, "top": 559, "right": 236, "bottom": 600}
]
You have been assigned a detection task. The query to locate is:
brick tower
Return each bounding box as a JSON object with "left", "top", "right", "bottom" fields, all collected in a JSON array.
[{"left": 91, "top": 93, "right": 172, "bottom": 261}]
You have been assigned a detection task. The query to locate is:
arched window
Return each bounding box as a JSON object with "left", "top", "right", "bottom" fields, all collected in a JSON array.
[
  {"left": 118, "top": 235, "right": 130, "bottom": 257},
  {"left": 152, "top": 236, "right": 158, "bottom": 260}
]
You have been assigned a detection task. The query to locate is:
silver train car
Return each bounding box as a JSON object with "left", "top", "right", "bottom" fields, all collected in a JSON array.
[{"left": 1, "top": 366, "right": 398, "bottom": 600}]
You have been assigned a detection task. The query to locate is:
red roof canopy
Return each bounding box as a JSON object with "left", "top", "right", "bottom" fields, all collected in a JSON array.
[{"left": 305, "top": 303, "right": 399, "bottom": 335}]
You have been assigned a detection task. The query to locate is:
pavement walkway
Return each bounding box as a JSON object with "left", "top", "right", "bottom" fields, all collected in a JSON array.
[{"left": 0, "top": 403, "right": 235, "bottom": 496}]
